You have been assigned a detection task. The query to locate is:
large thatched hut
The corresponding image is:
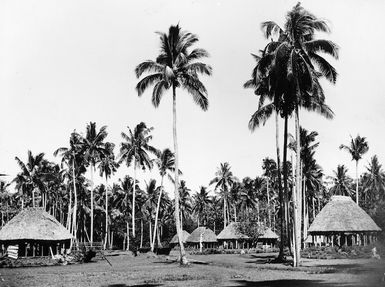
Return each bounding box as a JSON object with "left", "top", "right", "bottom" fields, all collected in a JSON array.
[
  {"left": 0, "top": 208, "right": 72, "bottom": 258},
  {"left": 217, "top": 222, "right": 250, "bottom": 249},
  {"left": 308, "top": 196, "right": 381, "bottom": 246},
  {"left": 169, "top": 230, "right": 190, "bottom": 246},
  {"left": 186, "top": 227, "right": 217, "bottom": 249}
]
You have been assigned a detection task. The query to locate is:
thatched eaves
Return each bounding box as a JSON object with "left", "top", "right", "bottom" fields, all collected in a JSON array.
[
  {"left": 308, "top": 196, "right": 381, "bottom": 234},
  {"left": 0, "top": 208, "right": 72, "bottom": 242},
  {"left": 170, "top": 230, "right": 190, "bottom": 244},
  {"left": 259, "top": 227, "right": 279, "bottom": 239},
  {"left": 186, "top": 226, "right": 217, "bottom": 243},
  {"left": 217, "top": 222, "right": 249, "bottom": 240}
]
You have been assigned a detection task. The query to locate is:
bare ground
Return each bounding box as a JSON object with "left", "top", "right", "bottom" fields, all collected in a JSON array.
[{"left": 0, "top": 252, "right": 384, "bottom": 287}]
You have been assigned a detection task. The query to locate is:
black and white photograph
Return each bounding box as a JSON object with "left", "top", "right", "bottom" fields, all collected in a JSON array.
[{"left": 0, "top": 0, "right": 384, "bottom": 286}]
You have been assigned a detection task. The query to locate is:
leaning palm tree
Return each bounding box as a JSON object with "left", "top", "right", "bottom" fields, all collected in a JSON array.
[
  {"left": 82, "top": 122, "right": 108, "bottom": 245},
  {"left": 135, "top": 24, "right": 212, "bottom": 265},
  {"left": 339, "top": 135, "right": 369, "bottom": 205},
  {"left": 151, "top": 148, "right": 180, "bottom": 252},
  {"left": 98, "top": 142, "right": 119, "bottom": 249},
  {"left": 119, "top": 122, "right": 157, "bottom": 239}
]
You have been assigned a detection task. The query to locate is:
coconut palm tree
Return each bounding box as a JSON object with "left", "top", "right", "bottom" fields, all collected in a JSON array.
[
  {"left": 14, "top": 151, "right": 48, "bottom": 208},
  {"left": 135, "top": 24, "right": 212, "bottom": 265},
  {"left": 98, "top": 142, "right": 119, "bottom": 249},
  {"left": 178, "top": 180, "right": 192, "bottom": 230},
  {"left": 152, "top": 148, "right": 180, "bottom": 252},
  {"left": 119, "top": 122, "right": 157, "bottom": 239},
  {"left": 210, "top": 162, "right": 237, "bottom": 229},
  {"left": 193, "top": 186, "right": 211, "bottom": 227},
  {"left": 142, "top": 179, "right": 159, "bottom": 248},
  {"left": 54, "top": 130, "right": 85, "bottom": 240},
  {"left": 362, "top": 156, "right": 385, "bottom": 207},
  {"left": 329, "top": 165, "right": 353, "bottom": 196},
  {"left": 81, "top": 122, "right": 109, "bottom": 244},
  {"left": 260, "top": 3, "right": 338, "bottom": 266},
  {"left": 339, "top": 135, "right": 369, "bottom": 205}
]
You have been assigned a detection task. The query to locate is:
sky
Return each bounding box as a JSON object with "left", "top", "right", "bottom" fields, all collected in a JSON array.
[{"left": 0, "top": 0, "right": 384, "bottom": 197}]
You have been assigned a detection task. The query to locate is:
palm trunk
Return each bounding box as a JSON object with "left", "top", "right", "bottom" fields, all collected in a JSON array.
[
  {"left": 32, "top": 188, "right": 35, "bottom": 208},
  {"left": 90, "top": 164, "right": 94, "bottom": 246},
  {"left": 140, "top": 219, "right": 143, "bottom": 248},
  {"left": 132, "top": 160, "right": 137, "bottom": 238},
  {"left": 267, "top": 178, "right": 270, "bottom": 227},
  {"left": 283, "top": 114, "right": 291, "bottom": 253},
  {"left": 72, "top": 155, "right": 78, "bottom": 247},
  {"left": 223, "top": 198, "right": 227, "bottom": 228},
  {"left": 149, "top": 220, "right": 152, "bottom": 248},
  {"left": 275, "top": 110, "right": 285, "bottom": 260},
  {"left": 172, "top": 86, "right": 188, "bottom": 265},
  {"left": 355, "top": 160, "right": 359, "bottom": 205},
  {"left": 233, "top": 205, "right": 237, "bottom": 223},
  {"left": 152, "top": 176, "right": 164, "bottom": 252},
  {"left": 293, "top": 105, "right": 301, "bottom": 267},
  {"left": 126, "top": 221, "right": 130, "bottom": 251},
  {"left": 104, "top": 178, "right": 108, "bottom": 250}
]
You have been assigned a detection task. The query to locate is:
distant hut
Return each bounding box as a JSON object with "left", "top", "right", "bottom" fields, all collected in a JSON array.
[
  {"left": 258, "top": 228, "right": 279, "bottom": 248},
  {"left": 217, "top": 222, "right": 250, "bottom": 249},
  {"left": 169, "top": 230, "right": 190, "bottom": 247},
  {"left": 308, "top": 196, "right": 381, "bottom": 246},
  {"left": 0, "top": 208, "right": 72, "bottom": 258},
  {"left": 186, "top": 227, "right": 217, "bottom": 249}
]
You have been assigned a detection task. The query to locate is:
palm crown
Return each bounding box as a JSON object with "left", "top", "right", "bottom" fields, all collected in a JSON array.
[{"left": 135, "top": 24, "right": 212, "bottom": 109}]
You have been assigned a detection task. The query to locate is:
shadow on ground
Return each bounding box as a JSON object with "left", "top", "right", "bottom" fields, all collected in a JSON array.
[
  {"left": 102, "top": 284, "right": 162, "bottom": 287},
  {"left": 245, "top": 254, "right": 291, "bottom": 266},
  {"left": 227, "top": 279, "right": 356, "bottom": 287}
]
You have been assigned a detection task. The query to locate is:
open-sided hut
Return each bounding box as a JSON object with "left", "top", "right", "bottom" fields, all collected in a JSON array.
[
  {"left": 217, "top": 222, "right": 249, "bottom": 249},
  {"left": 186, "top": 227, "right": 217, "bottom": 249},
  {"left": 258, "top": 228, "right": 279, "bottom": 248},
  {"left": 0, "top": 207, "right": 72, "bottom": 258},
  {"left": 169, "top": 230, "right": 190, "bottom": 246},
  {"left": 308, "top": 196, "right": 381, "bottom": 246}
]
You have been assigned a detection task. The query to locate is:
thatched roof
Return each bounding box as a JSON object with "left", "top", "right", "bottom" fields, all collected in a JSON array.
[
  {"left": 217, "top": 222, "right": 249, "bottom": 240},
  {"left": 308, "top": 196, "right": 381, "bottom": 234},
  {"left": 169, "top": 230, "right": 190, "bottom": 244},
  {"left": 0, "top": 208, "right": 72, "bottom": 242},
  {"left": 186, "top": 226, "right": 217, "bottom": 243},
  {"left": 259, "top": 228, "right": 279, "bottom": 239}
]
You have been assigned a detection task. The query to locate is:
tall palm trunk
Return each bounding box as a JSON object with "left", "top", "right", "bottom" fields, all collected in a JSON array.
[
  {"left": 132, "top": 159, "right": 137, "bottom": 238},
  {"left": 104, "top": 178, "right": 108, "bottom": 250},
  {"left": 293, "top": 105, "right": 302, "bottom": 267},
  {"left": 32, "top": 188, "right": 35, "bottom": 208},
  {"left": 66, "top": 186, "right": 72, "bottom": 230},
  {"left": 267, "top": 178, "right": 270, "bottom": 227},
  {"left": 223, "top": 197, "right": 227, "bottom": 228},
  {"left": 71, "top": 157, "right": 78, "bottom": 248},
  {"left": 275, "top": 110, "right": 285, "bottom": 260},
  {"left": 283, "top": 114, "right": 291, "bottom": 253},
  {"left": 355, "top": 160, "right": 359, "bottom": 205},
  {"left": 172, "top": 86, "right": 188, "bottom": 265},
  {"left": 90, "top": 164, "right": 94, "bottom": 246},
  {"left": 152, "top": 176, "right": 164, "bottom": 252}
]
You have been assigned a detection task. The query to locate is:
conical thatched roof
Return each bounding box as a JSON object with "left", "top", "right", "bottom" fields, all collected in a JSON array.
[
  {"left": 186, "top": 226, "right": 217, "bottom": 243},
  {"left": 0, "top": 208, "right": 72, "bottom": 242},
  {"left": 217, "top": 222, "right": 249, "bottom": 240},
  {"left": 259, "top": 228, "right": 279, "bottom": 239},
  {"left": 170, "top": 230, "right": 190, "bottom": 244},
  {"left": 308, "top": 196, "right": 381, "bottom": 234}
]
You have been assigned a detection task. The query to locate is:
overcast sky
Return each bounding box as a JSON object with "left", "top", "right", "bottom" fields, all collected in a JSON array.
[{"left": 1, "top": 0, "right": 384, "bottom": 196}]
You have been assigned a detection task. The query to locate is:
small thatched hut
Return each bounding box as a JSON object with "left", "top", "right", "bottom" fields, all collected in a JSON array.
[
  {"left": 258, "top": 228, "right": 279, "bottom": 248},
  {"left": 308, "top": 196, "right": 381, "bottom": 246},
  {"left": 169, "top": 230, "right": 190, "bottom": 246},
  {"left": 186, "top": 227, "right": 217, "bottom": 249},
  {"left": 217, "top": 222, "right": 250, "bottom": 249},
  {"left": 0, "top": 208, "right": 72, "bottom": 257}
]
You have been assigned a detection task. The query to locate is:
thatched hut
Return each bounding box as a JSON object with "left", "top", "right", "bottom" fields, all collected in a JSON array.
[
  {"left": 217, "top": 222, "right": 250, "bottom": 249},
  {"left": 0, "top": 207, "right": 72, "bottom": 258},
  {"left": 186, "top": 227, "right": 217, "bottom": 249},
  {"left": 169, "top": 230, "right": 190, "bottom": 246},
  {"left": 258, "top": 228, "right": 279, "bottom": 248},
  {"left": 308, "top": 196, "right": 381, "bottom": 246}
]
